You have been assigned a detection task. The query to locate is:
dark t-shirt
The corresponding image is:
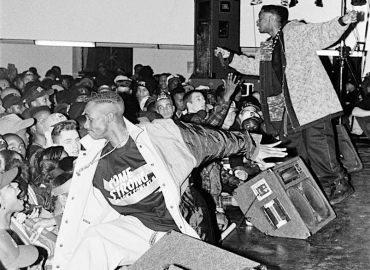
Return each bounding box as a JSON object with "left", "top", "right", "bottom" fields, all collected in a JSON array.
[{"left": 93, "top": 137, "right": 178, "bottom": 232}]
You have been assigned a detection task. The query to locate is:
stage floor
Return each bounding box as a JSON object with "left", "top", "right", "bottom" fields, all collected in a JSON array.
[{"left": 221, "top": 135, "right": 370, "bottom": 270}]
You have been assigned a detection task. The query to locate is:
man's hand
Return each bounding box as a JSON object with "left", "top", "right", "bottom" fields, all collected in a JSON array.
[
  {"left": 214, "top": 47, "right": 230, "bottom": 59},
  {"left": 254, "top": 141, "right": 287, "bottom": 170},
  {"left": 216, "top": 212, "right": 229, "bottom": 231},
  {"left": 32, "top": 217, "right": 57, "bottom": 230},
  {"left": 342, "top": 10, "right": 358, "bottom": 25},
  {"left": 222, "top": 73, "right": 240, "bottom": 101}
]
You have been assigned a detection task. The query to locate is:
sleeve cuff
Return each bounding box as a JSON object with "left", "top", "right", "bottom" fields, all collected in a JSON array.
[{"left": 338, "top": 17, "right": 346, "bottom": 27}]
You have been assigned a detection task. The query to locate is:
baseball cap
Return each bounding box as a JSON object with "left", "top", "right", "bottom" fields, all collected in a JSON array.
[
  {"left": 0, "top": 228, "right": 38, "bottom": 269},
  {"left": 0, "top": 114, "right": 35, "bottom": 135},
  {"left": 137, "top": 77, "right": 158, "bottom": 95},
  {"left": 28, "top": 105, "right": 51, "bottom": 118},
  {"left": 0, "top": 167, "right": 19, "bottom": 190},
  {"left": 68, "top": 85, "right": 91, "bottom": 103},
  {"left": 238, "top": 96, "right": 261, "bottom": 111},
  {"left": 0, "top": 135, "right": 7, "bottom": 151},
  {"left": 2, "top": 93, "right": 24, "bottom": 109},
  {"left": 23, "top": 84, "right": 54, "bottom": 104},
  {"left": 156, "top": 92, "right": 172, "bottom": 102},
  {"left": 41, "top": 113, "right": 68, "bottom": 132},
  {"left": 114, "top": 75, "right": 132, "bottom": 84},
  {"left": 167, "top": 75, "right": 181, "bottom": 85}
]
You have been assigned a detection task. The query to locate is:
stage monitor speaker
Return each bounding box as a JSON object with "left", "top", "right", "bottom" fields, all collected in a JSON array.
[
  {"left": 194, "top": 0, "right": 240, "bottom": 79},
  {"left": 128, "top": 231, "right": 263, "bottom": 270},
  {"left": 233, "top": 157, "right": 336, "bottom": 239},
  {"left": 336, "top": 124, "right": 363, "bottom": 173}
]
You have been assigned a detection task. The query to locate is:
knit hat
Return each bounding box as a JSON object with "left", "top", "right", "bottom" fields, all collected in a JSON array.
[
  {"left": 2, "top": 93, "right": 24, "bottom": 109},
  {"left": 0, "top": 228, "right": 38, "bottom": 269},
  {"left": 0, "top": 113, "right": 35, "bottom": 135},
  {"left": 137, "top": 77, "right": 158, "bottom": 95},
  {"left": 23, "top": 84, "right": 54, "bottom": 105}
]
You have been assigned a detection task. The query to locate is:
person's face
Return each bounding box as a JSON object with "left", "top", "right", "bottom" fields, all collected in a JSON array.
[
  {"left": 206, "top": 93, "right": 217, "bottom": 106},
  {"left": 33, "top": 94, "right": 51, "bottom": 108},
  {"left": 173, "top": 92, "right": 185, "bottom": 112},
  {"left": 168, "top": 80, "right": 180, "bottom": 91},
  {"left": 9, "top": 104, "right": 26, "bottom": 115},
  {"left": 0, "top": 79, "right": 10, "bottom": 90},
  {"left": 6, "top": 136, "right": 26, "bottom": 158},
  {"left": 23, "top": 74, "right": 35, "bottom": 85},
  {"left": 33, "top": 110, "right": 51, "bottom": 136},
  {"left": 15, "top": 129, "right": 29, "bottom": 148},
  {"left": 75, "top": 95, "right": 89, "bottom": 103},
  {"left": 156, "top": 99, "right": 175, "bottom": 119},
  {"left": 159, "top": 75, "right": 168, "bottom": 89},
  {"left": 136, "top": 86, "right": 150, "bottom": 101},
  {"left": 257, "top": 11, "right": 273, "bottom": 34},
  {"left": 84, "top": 103, "right": 110, "bottom": 141},
  {"left": 0, "top": 182, "right": 24, "bottom": 213},
  {"left": 188, "top": 92, "right": 206, "bottom": 113},
  {"left": 56, "top": 130, "right": 81, "bottom": 157}
]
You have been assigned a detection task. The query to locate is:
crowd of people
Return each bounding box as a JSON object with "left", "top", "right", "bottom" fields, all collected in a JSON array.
[{"left": 0, "top": 4, "right": 363, "bottom": 270}]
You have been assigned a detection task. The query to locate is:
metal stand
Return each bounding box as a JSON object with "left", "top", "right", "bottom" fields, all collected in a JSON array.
[{"left": 335, "top": 1, "right": 363, "bottom": 125}]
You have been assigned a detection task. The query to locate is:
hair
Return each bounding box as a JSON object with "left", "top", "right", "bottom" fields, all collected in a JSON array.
[
  {"left": 183, "top": 90, "right": 205, "bottom": 109},
  {"left": 31, "top": 146, "right": 64, "bottom": 185},
  {"left": 171, "top": 85, "right": 185, "bottom": 97},
  {"left": 87, "top": 91, "right": 125, "bottom": 115},
  {"left": 0, "top": 150, "right": 29, "bottom": 200},
  {"left": 51, "top": 121, "right": 78, "bottom": 143},
  {"left": 58, "top": 156, "right": 76, "bottom": 174},
  {"left": 261, "top": 5, "right": 289, "bottom": 24}
]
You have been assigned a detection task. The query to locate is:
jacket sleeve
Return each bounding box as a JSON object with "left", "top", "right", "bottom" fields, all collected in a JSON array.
[
  {"left": 177, "top": 121, "right": 258, "bottom": 168},
  {"left": 285, "top": 17, "right": 349, "bottom": 51},
  {"left": 229, "top": 52, "right": 261, "bottom": 76}
]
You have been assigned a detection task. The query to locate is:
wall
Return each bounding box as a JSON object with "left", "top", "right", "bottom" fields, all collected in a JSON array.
[
  {"left": 0, "top": 44, "right": 74, "bottom": 78},
  {"left": 133, "top": 48, "right": 194, "bottom": 79},
  {"left": 0, "top": 0, "right": 194, "bottom": 46},
  {"left": 0, "top": 0, "right": 369, "bottom": 78}
]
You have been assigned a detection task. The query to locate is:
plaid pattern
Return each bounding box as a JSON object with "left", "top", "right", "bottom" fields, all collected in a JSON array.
[{"left": 205, "top": 99, "right": 231, "bottom": 127}]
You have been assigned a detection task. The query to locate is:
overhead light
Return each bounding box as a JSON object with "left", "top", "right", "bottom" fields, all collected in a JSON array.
[
  {"left": 0, "top": 39, "right": 34, "bottom": 44},
  {"left": 158, "top": 44, "right": 193, "bottom": 50},
  {"left": 95, "top": 42, "right": 157, "bottom": 48},
  {"left": 35, "top": 40, "right": 95, "bottom": 47}
]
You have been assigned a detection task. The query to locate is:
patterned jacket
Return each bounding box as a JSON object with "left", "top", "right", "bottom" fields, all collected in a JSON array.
[{"left": 230, "top": 17, "right": 349, "bottom": 130}]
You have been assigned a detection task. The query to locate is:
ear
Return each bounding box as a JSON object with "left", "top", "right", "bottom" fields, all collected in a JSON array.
[{"left": 106, "top": 112, "right": 114, "bottom": 123}]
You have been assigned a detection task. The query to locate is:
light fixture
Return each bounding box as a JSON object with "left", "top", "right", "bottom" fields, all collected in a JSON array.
[
  {"left": 35, "top": 40, "right": 95, "bottom": 47},
  {"left": 95, "top": 42, "right": 157, "bottom": 48}
]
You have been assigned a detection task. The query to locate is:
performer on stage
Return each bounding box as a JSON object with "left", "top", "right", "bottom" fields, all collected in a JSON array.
[{"left": 215, "top": 5, "right": 358, "bottom": 204}]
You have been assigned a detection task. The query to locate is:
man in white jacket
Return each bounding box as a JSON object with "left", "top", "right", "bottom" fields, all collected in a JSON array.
[{"left": 52, "top": 92, "right": 286, "bottom": 270}]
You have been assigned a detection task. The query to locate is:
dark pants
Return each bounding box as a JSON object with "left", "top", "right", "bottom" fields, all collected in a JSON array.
[{"left": 280, "top": 119, "right": 345, "bottom": 191}]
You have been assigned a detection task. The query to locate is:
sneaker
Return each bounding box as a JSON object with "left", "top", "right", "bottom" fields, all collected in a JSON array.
[{"left": 328, "top": 178, "right": 354, "bottom": 205}]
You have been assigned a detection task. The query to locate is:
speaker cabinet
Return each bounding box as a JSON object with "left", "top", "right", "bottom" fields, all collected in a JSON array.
[
  {"left": 128, "top": 231, "right": 262, "bottom": 270},
  {"left": 194, "top": 0, "right": 240, "bottom": 79},
  {"left": 336, "top": 124, "right": 363, "bottom": 173},
  {"left": 233, "top": 157, "right": 336, "bottom": 239}
]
